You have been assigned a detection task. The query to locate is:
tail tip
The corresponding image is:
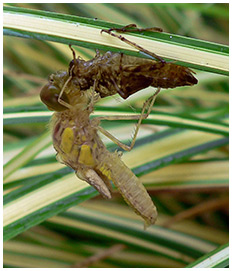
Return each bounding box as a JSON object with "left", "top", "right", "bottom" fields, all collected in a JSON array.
[{"left": 143, "top": 214, "right": 157, "bottom": 230}]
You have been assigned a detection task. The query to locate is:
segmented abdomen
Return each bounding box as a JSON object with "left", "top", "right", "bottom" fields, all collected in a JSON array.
[
  {"left": 98, "top": 151, "right": 157, "bottom": 228},
  {"left": 51, "top": 111, "right": 157, "bottom": 227}
]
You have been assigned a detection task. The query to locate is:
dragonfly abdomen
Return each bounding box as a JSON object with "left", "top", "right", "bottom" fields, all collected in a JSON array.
[{"left": 99, "top": 151, "right": 157, "bottom": 227}]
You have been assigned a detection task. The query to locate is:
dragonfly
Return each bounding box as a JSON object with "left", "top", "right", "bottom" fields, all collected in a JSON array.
[{"left": 40, "top": 25, "right": 198, "bottom": 227}]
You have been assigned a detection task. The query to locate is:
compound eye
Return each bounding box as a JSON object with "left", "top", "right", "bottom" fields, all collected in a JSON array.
[{"left": 40, "top": 83, "right": 69, "bottom": 111}]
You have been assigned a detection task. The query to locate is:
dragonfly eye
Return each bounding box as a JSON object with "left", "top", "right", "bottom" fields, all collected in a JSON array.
[{"left": 40, "top": 83, "right": 69, "bottom": 111}]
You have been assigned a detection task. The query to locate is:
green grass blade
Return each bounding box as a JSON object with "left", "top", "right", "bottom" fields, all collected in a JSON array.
[
  {"left": 3, "top": 6, "right": 228, "bottom": 75},
  {"left": 3, "top": 131, "right": 51, "bottom": 180},
  {"left": 43, "top": 205, "right": 218, "bottom": 263},
  {"left": 186, "top": 243, "right": 229, "bottom": 268},
  {"left": 3, "top": 127, "right": 228, "bottom": 241}
]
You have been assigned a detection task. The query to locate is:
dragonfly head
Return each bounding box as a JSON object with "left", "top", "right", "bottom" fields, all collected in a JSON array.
[{"left": 40, "top": 71, "right": 70, "bottom": 111}]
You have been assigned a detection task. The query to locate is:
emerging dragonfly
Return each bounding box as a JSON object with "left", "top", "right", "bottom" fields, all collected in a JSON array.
[{"left": 40, "top": 25, "right": 198, "bottom": 227}]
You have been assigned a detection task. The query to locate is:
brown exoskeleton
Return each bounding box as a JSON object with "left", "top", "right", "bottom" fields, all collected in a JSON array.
[
  {"left": 68, "top": 24, "right": 197, "bottom": 99},
  {"left": 40, "top": 25, "right": 198, "bottom": 228}
]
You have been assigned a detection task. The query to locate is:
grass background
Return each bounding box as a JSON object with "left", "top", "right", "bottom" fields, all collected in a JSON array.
[{"left": 3, "top": 3, "right": 228, "bottom": 268}]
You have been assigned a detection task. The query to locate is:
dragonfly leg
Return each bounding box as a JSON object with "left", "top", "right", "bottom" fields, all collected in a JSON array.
[
  {"left": 57, "top": 73, "right": 73, "bottom": 109},
  {"left": 101, "top": 26, "right": 165, "bottom": 63},
  {"left": 95, "top": 49, "right": 101, "bottom": 58},
  {"left": 87, "top": 79, "right": 101, "bottom": 112},
  {"left": 106, "top": 24, "right": 163, "bottom": 33},
  {"left": 69, "top": 44, "right": 76, "bottom": 61},
  {"left": 97, "top": 88, "right": 161, "bottom": 151}
]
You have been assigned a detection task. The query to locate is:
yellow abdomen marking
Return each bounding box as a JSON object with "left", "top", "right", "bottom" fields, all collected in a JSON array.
[
  {"left": 99, "top": 165, "right": 112, "bottom": 180},
  {"left": 78, "top": 144, "right": 95, "bottom": 166},
  {"left": 61, "top": 127, "right": 74, "bottom": 153}
]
